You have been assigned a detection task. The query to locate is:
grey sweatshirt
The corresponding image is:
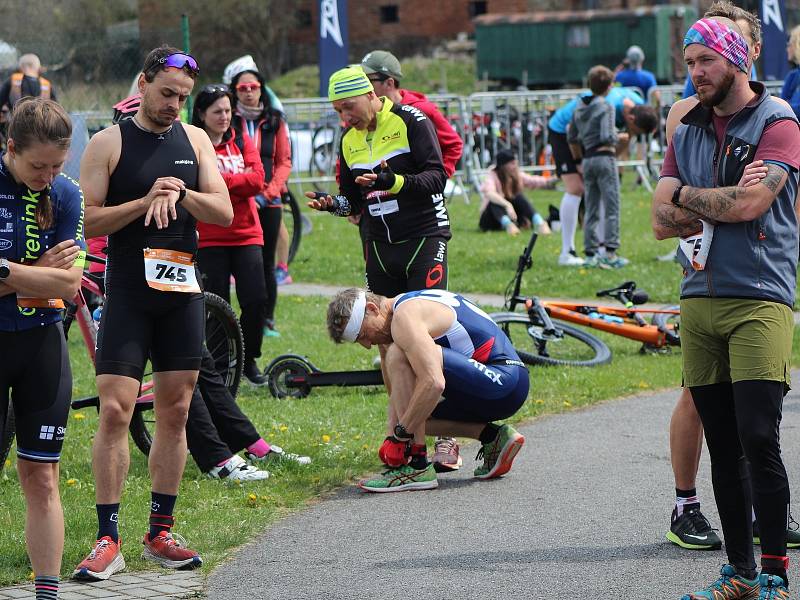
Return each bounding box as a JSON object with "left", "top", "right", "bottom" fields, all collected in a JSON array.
[{"left": 567, "top": 94, "right": 618, "bottom": 153}]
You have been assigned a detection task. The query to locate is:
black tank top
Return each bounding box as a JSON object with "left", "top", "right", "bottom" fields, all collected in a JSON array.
[{"left": 106, "top": 119, "right": 199, "bottom": 287}]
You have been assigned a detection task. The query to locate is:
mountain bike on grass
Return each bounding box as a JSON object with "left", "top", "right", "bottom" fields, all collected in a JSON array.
[
  {"left": 489, "top": 233, "right": 679, "bottom": 367},
  {"left": 0, "top": 254, "right": 244, "bottom": 467}
]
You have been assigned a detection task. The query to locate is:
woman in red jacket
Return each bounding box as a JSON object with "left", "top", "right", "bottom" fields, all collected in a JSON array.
[
  {"left": 192, "top": 84, "right": 268, "bottom": 385},
  {"left": 228, "top": 64, "right": 292, "bottom": 336}
]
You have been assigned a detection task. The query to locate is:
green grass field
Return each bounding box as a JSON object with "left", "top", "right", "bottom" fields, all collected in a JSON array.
[{"left": 1, "top": 182, "right": 798, "bottom": 584}]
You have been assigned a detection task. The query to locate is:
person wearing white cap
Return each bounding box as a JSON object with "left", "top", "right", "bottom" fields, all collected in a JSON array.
[{"left": 326, "top": 287, "right": 528, "bottom": 492}]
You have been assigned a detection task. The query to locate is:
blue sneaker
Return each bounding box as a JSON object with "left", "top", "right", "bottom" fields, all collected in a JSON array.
[
  {"left": 757, "top": 573, "right": 790, "bottom": 599},
  {"left": 680, "top": 564, "right": 759, "bottom": 599}
]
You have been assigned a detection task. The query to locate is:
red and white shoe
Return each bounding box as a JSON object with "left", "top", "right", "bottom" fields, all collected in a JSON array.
[
  {"left": 142, "top": 531, "right": 202, "bottom": 569},
  {"left": 72, "top": 536, "right": 126, "bottom": 580}
]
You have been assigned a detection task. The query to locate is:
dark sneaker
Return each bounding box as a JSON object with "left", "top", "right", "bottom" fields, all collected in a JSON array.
[
  {"left": 680, "top": 564, "right": 759, "bottom": 599},
  {"left": 358, "top": 463, "right": 438, "bottom": 493},
  {"left": 243, "top": 360, "right": 268, "bottom": 386},
  {"left": 142, "top": 531, "right": 202, "bottom": 569},
  {"left": 753, "top": 513, "right": 800, "bottom": 549},
  {"left": 757, "top": 573, "right": 790, "bottom": 599},
  {"left": 432, "top": 437, "right": 462, "bottom": 473},
  {"left": 667, "top": 504, "right": 722, "bottom": 550},
  {"left": 473, "top": 424, "right": 525, "bottom": 480}
]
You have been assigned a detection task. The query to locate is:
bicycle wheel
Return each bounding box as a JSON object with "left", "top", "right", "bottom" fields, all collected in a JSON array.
[
  {"left": 490, "top": 312, "right": 612, "bottom": 367},
  {"left": 265, "top": 355, "right": 313, "bottom": 399},
  {"left": 0, "top": 401, "right": 15, "bottom": 471},
  {"left": 652, "top": 305, "right": 680, "bottom": 347},
  {"left": 281, "top": 190, "right": 303, "bottom": 264},
  {"left": 128, "top": 292, "right": 244, "bottom": 456}
]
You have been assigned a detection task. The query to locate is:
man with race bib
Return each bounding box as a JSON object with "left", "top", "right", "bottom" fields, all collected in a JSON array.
[
  {"left": 72, "top": 46, "right": 232, "bottom": 581},
  {"left": 326, "top": 288, "right": 529, "bottom": 492}
]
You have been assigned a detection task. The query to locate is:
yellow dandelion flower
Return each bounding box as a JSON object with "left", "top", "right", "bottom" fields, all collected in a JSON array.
[
  {"left": 73, "top": 413, "right": 86, "bottom": 420},
  {"left": 535, "top": 399, "right": 544, "bottom": 405},
  {"left": 66, "top": 479, "right": 78, "bottom": 486},
  {"left": 321, "top": 434, "right": 331, "bottom": 443},
  {"left": 279, "top": 425, "right": 288, "bottom": 432},
  {"left": 562, "top": 400, "right": 572, "bottom": 407},
  {"left": 248, "top": 493, "right": 257, "bottom": 501}
]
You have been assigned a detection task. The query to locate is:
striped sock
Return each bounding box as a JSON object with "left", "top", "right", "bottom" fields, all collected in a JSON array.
[{"left": 34, "top": 575, "right": 58, "bottom": 600}]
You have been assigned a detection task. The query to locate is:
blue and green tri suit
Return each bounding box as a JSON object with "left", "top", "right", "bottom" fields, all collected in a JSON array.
[
  {"left": 393, "top": 290, "right": 529, "bottom": 422},
  {"left": 0, "top": 156, "right": 85, "bottom": 462}
]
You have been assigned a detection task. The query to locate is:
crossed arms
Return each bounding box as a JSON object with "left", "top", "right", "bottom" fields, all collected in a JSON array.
[{"left": 652, "top": 163, "right": 787, "bottom": 240}]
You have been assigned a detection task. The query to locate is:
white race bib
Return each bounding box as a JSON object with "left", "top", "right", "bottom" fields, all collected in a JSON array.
[
  {"left": 143, "top": 248, "right": 200, "bottom": 293},
  {"left": 368, "top": 199, "right": 399, "bottom": 217},
  {"left": 678, "top": 220, "right": 715, "bottom": 271}
]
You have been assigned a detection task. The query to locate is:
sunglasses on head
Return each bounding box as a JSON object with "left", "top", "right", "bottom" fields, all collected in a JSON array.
[
  {"left": 201, "top": 84, "right": 229, "bottom": 94},
  {"left": 367, "top": 75, "right": 389, "bottom": 83},
  {"left": 159, "top": 53, "right": 199, "bottom": 74},
  {"left": 236, "top": 82, "right": 260, "bottom": 92}
]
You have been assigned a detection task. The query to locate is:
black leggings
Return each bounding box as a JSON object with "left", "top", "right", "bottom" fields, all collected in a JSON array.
[
  {"left": 197, "top": 245, "right": 266, "bottom": 363},
  {"left": 186, "top": 345, "right": 260, "bottom": 472},
  {"left": 691, "top": 380, "right": 790, "bottom": 577},
  {"left": 259, "top": 207, "right": 282, "bottom": 322},
  {"left": 479, "top": 193, "right": 537, "bottom": 231}
]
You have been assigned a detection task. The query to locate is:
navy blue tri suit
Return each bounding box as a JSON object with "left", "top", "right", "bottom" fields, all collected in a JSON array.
[
  {"left": 95, "top": 119, "right": 204, "bottom": 380},
  {"left": 393, "top": 289, "right": 529, "bottom": 422},
  {"left": 0, "top": 157, "right": 86, "bottom": 463}
]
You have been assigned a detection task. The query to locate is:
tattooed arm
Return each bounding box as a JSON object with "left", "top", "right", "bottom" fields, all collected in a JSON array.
[
  {"left": 678, "top": 163, "right": 788, "bottom": 223},
  {"left": 652, "top": 176, "right": 707, "bottom": 240}
]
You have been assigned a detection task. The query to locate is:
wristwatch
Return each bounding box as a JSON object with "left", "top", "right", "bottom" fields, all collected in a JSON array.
[
  {"left": 671, "top": 185, "right": 684, "bottom": 208},
  {"left": 0, "top": 258, "right": 10, "bottom": 280},
  {"left": 176, "top": 187, "right": 187, "bottom": 204},
  {"left": 393, "top": 423, "right": 413, "bottom": 441}
]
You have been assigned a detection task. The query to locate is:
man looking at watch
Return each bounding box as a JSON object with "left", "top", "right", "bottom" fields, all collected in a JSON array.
[
  {"left": 73, "top": 46, "right": 232, "bottom": 581},
  {"left": 653, "top": 17, "right": 800, "bottom": 599},
  {"left": 326, "top": 287, "right": 529, "bottom": 492}
]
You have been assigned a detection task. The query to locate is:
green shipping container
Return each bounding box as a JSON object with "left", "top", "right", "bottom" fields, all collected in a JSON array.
[{"left": 475, "top": 5, "right": 698, "bottom": 88}]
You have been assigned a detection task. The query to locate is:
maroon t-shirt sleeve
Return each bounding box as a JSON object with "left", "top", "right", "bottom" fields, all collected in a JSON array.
[
  {"left": 753, "top": 119, "right": 800, "bottom": 171},
  {"left": 659, "top": 142, "right": 680, "bottom": 179}
]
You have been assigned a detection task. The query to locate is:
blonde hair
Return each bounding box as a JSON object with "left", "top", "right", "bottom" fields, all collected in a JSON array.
[
  {"left": 7, "top": 98, "right": 72, "bottom": 229},
  {"left": 790, "top": 25, "right": 800, "bottom": 64}
]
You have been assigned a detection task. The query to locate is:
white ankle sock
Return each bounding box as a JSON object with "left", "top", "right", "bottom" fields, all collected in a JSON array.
[
  {"left": 675, "top": 494, "right": 699, "bottom": 517},
  {"left": 559, "top": 193, "right": 581, "bottom": 256}
]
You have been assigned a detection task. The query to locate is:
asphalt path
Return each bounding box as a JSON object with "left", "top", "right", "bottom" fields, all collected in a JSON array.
[{"left": 205, "top": 377, "right": 800, "bottom": 599}]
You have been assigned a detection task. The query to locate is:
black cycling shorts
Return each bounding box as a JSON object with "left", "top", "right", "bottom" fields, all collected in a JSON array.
[
  {"left": 0, "top": 322, "right": 72, "bottom": 463},
  {"left": 365, "top": 237, "right": 448, "bottom": 297},
  {"left": 549, "top": 129, "right": 580, "bottom": 177},
  {"left": 95, "top": 285, "right": 204, "bottom": 380},
  {"left": 432, "top": 347, "right": 529, "bottom": 423}
]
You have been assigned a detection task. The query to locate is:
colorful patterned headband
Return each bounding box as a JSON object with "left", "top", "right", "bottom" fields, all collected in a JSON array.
[{"left": 684, "top": 18, "right": 749, "bottom": 73}]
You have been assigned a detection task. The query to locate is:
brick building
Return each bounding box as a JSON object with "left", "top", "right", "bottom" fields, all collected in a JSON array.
[{"left": 137, "top": 0, "right": 800, "bottom": 75}]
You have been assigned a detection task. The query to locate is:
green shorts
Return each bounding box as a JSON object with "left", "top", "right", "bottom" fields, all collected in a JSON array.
[{"left": 680, "top": 297, "right": 793, "bottom": 388}]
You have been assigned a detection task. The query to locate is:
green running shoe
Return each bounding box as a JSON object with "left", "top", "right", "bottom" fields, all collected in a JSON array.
[
  {"left": 358, "top": 464, "right": 438, "bottom": 493},
  {"left": 474, "top": 424, "right": 525, "bottom": 480},
  {"left": 757, "top": 573, "right": 790, "bottom": 599},
  {"left": 680, "top": 564, "right": 759, "bottom": 600},
  {"left": 753, "top": 513, "right": 800, "bottom": 549}
]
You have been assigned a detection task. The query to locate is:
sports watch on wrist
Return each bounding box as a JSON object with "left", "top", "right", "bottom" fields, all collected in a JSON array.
[
  {"left": 671, "top": 185, "right": 684, "bottom": 208},
  {"left": 176, "top": 187, "right": 187, "bottom": 204},
  {"left": 393, "top": 423, "right": 413, "bottom": 441},
  {"left": 0, "top": 258, "right": 10, "bottom": 280}
]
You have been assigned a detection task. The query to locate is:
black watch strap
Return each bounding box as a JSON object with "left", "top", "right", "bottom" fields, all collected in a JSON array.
[
  {"left": 671, "top": 185, "right": 684, "bottom": 208},
  {"left": 176, "top": 187, "right": 187, "bottom": 204},
  {"left": 393, "top": 423, "right": 413, "bottom": 441}
]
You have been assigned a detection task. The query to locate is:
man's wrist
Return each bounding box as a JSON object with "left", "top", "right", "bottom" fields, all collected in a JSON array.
[{"left": 176, "top": 187, "right": 187, "bottom": 204}]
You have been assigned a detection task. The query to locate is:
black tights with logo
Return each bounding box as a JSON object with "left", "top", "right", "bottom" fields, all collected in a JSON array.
[{"left": 691, "top": 380, "right": 790, "bottom": 582}]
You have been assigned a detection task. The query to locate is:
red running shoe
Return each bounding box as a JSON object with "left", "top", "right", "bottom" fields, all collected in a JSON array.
[
  {"left": 72, "top": 536, "right": 126, "bottom": 581},
  {"left": 142, "top": 531, "right": 203, "bottom": 569}
]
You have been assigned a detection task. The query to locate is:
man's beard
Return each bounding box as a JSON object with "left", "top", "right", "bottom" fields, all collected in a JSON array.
[
  {"left": 696, "top": 68, "right": 736, "bottom": 108},
  {"left": 143, "top": 100, "right": 177, "bottom": 128}
]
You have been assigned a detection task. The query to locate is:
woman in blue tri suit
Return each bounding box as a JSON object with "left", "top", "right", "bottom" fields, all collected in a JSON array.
[{"left": 0, "top": 98, "right": 85, "bottom": 600}]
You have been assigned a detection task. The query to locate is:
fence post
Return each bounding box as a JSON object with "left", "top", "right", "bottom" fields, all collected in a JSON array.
[{"left": 182, "top": 14, "right": 192, "bottom": 117}]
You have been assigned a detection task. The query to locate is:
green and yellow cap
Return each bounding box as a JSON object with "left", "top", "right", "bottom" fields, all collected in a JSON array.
[{"left": 328, "top": 66, "right": 374, "bottom": 101}]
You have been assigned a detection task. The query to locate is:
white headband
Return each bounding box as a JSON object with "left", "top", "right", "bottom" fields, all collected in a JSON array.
[{"left": 342, "top": 291, "right": 366, "bottom": 343}]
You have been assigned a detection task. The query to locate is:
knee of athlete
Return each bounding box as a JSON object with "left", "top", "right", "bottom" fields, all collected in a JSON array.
[
  {"left": 155, "top": 400, "right": 191, "bottom": 432},
  {"left": 99, "top": 399, "right": 136, "bottom": 432},
  {"left": 18, "top": 463, "right": 59, "bottom": 502},
  {"left": 384, "top": 344, "right": 410, "bottom": 370},
  {"left": 737, "top": 420, "right": 780, "bottom": 464}
]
